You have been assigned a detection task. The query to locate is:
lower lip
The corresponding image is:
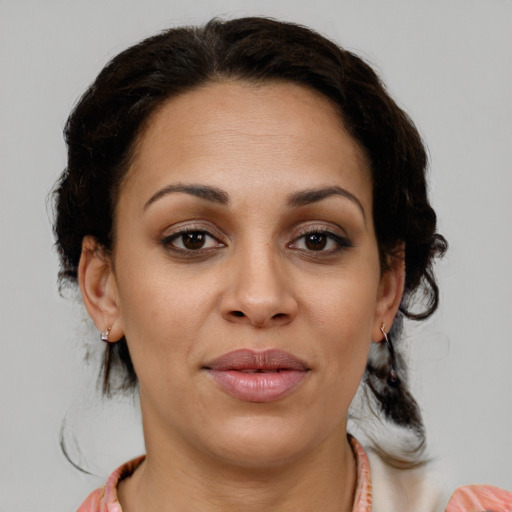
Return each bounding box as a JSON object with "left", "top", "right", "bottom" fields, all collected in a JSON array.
[{"left": 206, "top": 369, "right": 308, "bottom": 402}]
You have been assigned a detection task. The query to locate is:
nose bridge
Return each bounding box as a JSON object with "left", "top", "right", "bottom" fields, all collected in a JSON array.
[
  {"left": 239, "top": 240, "right": 280, "bottom": 299},
  {"left": 222, "top": 234, "right": 297, "bottom": 327}
]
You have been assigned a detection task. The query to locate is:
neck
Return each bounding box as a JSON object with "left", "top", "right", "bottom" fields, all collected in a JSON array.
[{"left": 119, "top": 424, "right": 357, "bottom": 512}]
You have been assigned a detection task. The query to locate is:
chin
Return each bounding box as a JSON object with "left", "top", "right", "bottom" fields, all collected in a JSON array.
[
  {"left": 201, "top": 415, "right": 341, "bottom": 470},
  {"left": 211, "top": 440, "right": 309, "bottom": 470}
]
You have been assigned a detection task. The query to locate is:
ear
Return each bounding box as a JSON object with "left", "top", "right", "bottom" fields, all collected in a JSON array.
[
  {"left": 78, "top": 236, "right": 124, "bottom": 342},
  {"left": 371, "top": 247, "right": 405, "bottom": 342}
]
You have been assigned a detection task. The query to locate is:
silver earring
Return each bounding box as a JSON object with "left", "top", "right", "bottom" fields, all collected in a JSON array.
[
  {"left": 380, "top": 325, "right": 399, "bottom": 386},
  {"left": 100, "top": 327, "right": 112, "bottom": 343}
]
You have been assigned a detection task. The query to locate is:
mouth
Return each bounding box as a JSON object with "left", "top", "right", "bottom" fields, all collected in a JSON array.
[{"left": 203, "top": 349, "right": 310, "bottom": 403}]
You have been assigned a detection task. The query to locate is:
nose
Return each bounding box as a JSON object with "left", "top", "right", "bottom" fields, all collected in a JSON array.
[{"left": 220, "top": 245, "right": 298, "bottom": 328}]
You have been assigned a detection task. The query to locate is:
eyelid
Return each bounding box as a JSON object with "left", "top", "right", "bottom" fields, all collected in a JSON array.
[
  {"left": 159, "top": 221, "right": 227, "bottom": 253},
  {"left": 291, "top": 221, "right": 348, "bottom": 240},
  {"left": 288, "top": 223, "right": 353, "bottom": 253},
  {"left": 161, "top": 220, "right": 225, "bottom": 240}
]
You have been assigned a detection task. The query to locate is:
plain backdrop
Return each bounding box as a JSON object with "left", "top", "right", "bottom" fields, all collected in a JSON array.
[{"left": 1, "top": 0, "right": 511, "bottom": 510}]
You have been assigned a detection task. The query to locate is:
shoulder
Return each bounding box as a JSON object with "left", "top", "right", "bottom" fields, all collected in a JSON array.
[
  {"left": 365, "top": 446, "right": 511, "bottom": 512},
  {"left": 76, "top": 488, "right": 111, "bottom": 512},
  {"left": 366, "top": 448, "right": 447, "bottom": 512},
  {"left": 76, "top": 456, "right": 145, "bottom": 512},
  {"left": 445, "top": 485, "right": 512, "bottom": 512}
]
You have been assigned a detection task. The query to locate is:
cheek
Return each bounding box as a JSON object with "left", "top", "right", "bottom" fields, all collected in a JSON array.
[
  {"left": 301, "top": 266, "right": 379, "bottom": 383},
  {"left": 305, "top": 269, "right": 379, "bottom": 340},
  {"left": 113, "top": 253, "right": 216, "bottom": 374},
  {"left": 113, "top": 251, "right": 236, "bottom": 395}
]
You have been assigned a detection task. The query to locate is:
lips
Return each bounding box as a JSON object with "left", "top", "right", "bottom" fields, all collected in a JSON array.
[{"left": 203, "top": 349, "right": 310, "bottom": 403}]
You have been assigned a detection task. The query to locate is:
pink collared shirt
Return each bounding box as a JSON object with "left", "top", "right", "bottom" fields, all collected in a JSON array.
[{"left": 77, "top": 437, "right": 511, "bottom": 512}]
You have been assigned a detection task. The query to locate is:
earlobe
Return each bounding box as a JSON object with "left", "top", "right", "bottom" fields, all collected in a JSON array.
[
  {"left": 372, "top": 251, "right": 405, "bottom": 342},
  {"left": 78, "top": 236, "right": 124, "bottom": 342}
]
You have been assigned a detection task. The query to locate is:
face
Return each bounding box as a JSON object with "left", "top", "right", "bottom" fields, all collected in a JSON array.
[{"left": 83, "top": 81, "right": 403, "bottom": 468}]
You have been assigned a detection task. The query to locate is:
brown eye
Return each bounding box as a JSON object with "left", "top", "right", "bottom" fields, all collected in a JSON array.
[
  {"left": 162, "top": 229, "right": 225, "bottom": 253},
  {"left": 288, "top": 229, "right": 352, "bottom": 254},
  {"left": 305, "top": 233, "right": 327, "bottom": 251},
  {"left": 182, "top": 231, "right": 206, "bottom": 250}
]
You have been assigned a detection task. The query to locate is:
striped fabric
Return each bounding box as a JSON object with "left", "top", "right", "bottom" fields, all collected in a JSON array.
[{"left": 446, "top": 484, "right": 512, "bottom": 512}]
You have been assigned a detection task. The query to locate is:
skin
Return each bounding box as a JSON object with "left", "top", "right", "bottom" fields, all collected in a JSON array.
[{"left": 79, "top": 81, "right": 404, "bottom": 512}]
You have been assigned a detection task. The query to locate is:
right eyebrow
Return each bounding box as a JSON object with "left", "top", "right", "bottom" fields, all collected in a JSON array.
[{"left": 143, "top": 183, "right": 230, "bottom": 211}]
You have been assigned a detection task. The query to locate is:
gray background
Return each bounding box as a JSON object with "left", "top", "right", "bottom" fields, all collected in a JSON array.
[{"left": 1, "top": 0, "right": 511, "bottom": 509}]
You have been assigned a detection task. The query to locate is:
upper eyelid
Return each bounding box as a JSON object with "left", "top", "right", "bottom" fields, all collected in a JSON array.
[
  {"left": 160, "top": 228, "right": 225, "bottom": 254},
  {"left": 289, "top": 223, "right": 353, "bottom": 245},
  {"left": 164, "top": 230, "right": 219, "bottom": 242},
  {"left": 291, "top": 230, "right": 350, "bottom": 245},
  {"left": 291, "top": 222, "right": 348, "bottom": 238},
  {"left": 161, "top": 221, "right": 225, "bottom": 239}
]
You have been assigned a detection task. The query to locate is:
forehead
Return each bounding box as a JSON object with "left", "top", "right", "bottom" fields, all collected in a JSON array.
[{"left": 122, "top": 80, "right": 371, "bottom": 208}]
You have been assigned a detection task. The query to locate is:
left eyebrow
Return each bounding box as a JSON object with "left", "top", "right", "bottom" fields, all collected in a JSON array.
[{"left": 287, "top": 186, "right": 366, "bottom": 219}]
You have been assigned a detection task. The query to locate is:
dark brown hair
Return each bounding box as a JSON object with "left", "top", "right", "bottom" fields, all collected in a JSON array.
[{"left": 53, "top": 17, "right": 447, "bottom": 464}]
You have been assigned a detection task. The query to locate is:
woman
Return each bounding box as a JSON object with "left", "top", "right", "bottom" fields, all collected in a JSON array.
[{"left": 53, "top": 17, "right": 511, "bottom": 512}]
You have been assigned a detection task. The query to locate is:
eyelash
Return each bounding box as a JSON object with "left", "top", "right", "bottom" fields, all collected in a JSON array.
[
  {"left": 160, "top": 227, "right": 225, "bottom": 254},
  {"left": 160, "top": 227, "right": 352, "bottom": 256},
  {"left": 288, "top": 229, "right": 352, "bottom": 254}
]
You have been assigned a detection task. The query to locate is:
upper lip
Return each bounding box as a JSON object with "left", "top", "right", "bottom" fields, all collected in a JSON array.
[{"left": 203, "top": 349, "right": 310, "bottom": 372}]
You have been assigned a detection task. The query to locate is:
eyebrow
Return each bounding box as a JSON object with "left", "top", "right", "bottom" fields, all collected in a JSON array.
[
  {"left": 143, "top": 182, "right": 365, "bottom": 219},
  {"left": 288, "top": 186, "right": 365, "bottom": 219},
  {"left": 144, "top": 183, "right": 229, "bottom": 210}
]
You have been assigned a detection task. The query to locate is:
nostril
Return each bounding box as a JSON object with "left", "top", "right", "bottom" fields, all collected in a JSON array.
[
  {"left": 232, "top": 311, "right": 245, "bottom": 317},
  {"left": 272, "top": 313, "right": 287, "bottom": 320}
]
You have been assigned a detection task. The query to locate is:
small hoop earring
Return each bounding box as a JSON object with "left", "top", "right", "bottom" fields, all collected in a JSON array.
[
  {"left": 100, "top": 327, "right": 112, "bottom": 343},
  {"left": 380, "top": 324, "right": 399, "bottom": 386}
]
